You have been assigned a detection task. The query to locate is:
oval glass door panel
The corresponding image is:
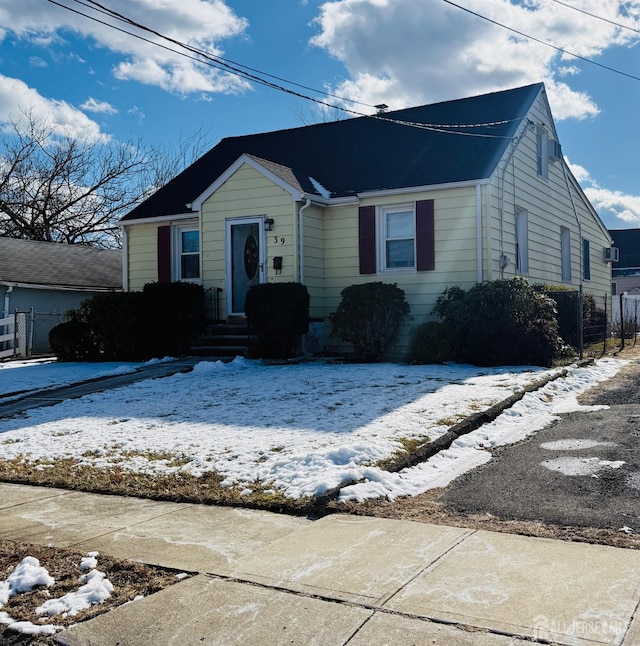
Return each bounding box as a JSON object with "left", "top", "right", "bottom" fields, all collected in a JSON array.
[{"left": 244, "top": 233, "right": 258, "bottom": 279}]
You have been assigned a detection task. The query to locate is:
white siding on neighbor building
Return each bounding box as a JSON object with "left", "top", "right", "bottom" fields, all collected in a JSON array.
[{"left": 201, "top": 163, "right": 297, "bottom": 316}]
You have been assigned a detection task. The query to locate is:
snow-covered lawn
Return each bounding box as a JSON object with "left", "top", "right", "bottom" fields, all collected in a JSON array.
[{"left": 0, "top": 357, "right": 622, "bottom": 502}]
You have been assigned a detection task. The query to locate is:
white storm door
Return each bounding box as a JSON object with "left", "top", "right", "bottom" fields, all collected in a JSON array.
[{"left": 226, "top": 218, "right": 265, "bottom": 316}]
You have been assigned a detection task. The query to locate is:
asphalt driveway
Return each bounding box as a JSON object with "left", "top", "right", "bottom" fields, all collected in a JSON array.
[{"left": 441, "top": 358, "right": 640, "bottom": 532}]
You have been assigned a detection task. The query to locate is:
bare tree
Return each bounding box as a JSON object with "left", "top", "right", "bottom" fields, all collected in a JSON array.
[{"left": 0, "top": 112, "right": 212, "bottom": 248}]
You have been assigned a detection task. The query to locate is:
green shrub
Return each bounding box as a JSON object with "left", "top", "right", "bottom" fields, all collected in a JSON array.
[
  {"left": 50, "top": 282, "right": 205, "bottom": 362},
  {"left": 143, "top": 282, "right": 205, "bottom": 356},
  {"left": 432, "top": 277, "right": 560, "bottom": 367},
  {"left": 407, "top": 321, "right": 454, "bottom": 364},
  {"left": 49, "top": 319, "right": 99, "bottom": 361},
  {"left": 330, "top": 282, "right": 410, "bottom": 361},
  {"left": 80, "top": 292, "right": 147, "bottom": 360},
  {"left": 245, "top": 282, "right": 310, "bottom": 359}
]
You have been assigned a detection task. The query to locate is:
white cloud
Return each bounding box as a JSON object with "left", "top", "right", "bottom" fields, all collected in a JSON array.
[
  {"left": 567, "top": 158, "right": 640, "bottom": 227},
  {"left": 311, "top": 0, "right": 640, "bottom": 119},
  {"left": 80, "top": 98, "right": 117, "bottom": 115},
  {"left": 0, "top": 75, "right": 107, "bottom": 142},
  {"left": 1, "top": 0, "right": 250, "bottom": 96}
]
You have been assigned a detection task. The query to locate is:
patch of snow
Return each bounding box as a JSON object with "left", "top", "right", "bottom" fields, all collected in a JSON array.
[
  {"left": 540, "top": 439, "right": 616, "bottom": 451},
  {"left": 309, "top": 177, "right": 331, "bottom": 198},
  {"left": 37, "top": 569, "right": 113, "bottom": 617},
  {"left": 540, "top": 457, "right": 626, "bottom": 477}
]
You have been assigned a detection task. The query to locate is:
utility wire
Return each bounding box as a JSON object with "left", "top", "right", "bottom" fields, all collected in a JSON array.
[
  {"left": 547, "top": 0, "right": 640, "bottom": 35},
  {"left": 441, "top": 0, "right": 640, "bottom": 82},
  {"left": 46, "top": 0, "right": 523, "bottom": 138}
]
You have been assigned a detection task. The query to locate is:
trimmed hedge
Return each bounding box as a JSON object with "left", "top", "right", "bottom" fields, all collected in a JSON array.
[
  {"left": 430, "top": 277, "right": 560, "bottom": 367},
  {"left": 329, "top": 282, "right": 410, "bottom": 361},
  {"left": 245, "top": 282, "right": 310, "bottom": 359},
  {"left": 49, "top": 282, "right": 204, "bottom": 361}
]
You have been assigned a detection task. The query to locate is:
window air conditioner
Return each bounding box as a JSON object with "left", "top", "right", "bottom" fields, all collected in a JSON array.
[
  {"left": 603, "top": 247, "right": 619, "bottom": 263},
  {"left": 548, "top": 139, "right": 562, "bottom": 162}
]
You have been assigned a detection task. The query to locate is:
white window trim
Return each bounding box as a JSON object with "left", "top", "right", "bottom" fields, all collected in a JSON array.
[
  {"left": 173, "top": 221, "right": 201, "bottom": 283},
  {"left": 377, "top": 203, "right": 417, "bottom": 273}
]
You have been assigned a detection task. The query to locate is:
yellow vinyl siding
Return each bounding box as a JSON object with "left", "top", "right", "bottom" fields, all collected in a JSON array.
[
  {"left": 302, "top": 203, "right": 325, "bottom": 319},
  {"left": 126, "top": 223, "right": 160, "bottom": 291},
  {"left": 201, "top": 163, "right": 297, "bottom": 316},
  {"left": 323, "top": 186, "right": 480, "bottom": 354}
]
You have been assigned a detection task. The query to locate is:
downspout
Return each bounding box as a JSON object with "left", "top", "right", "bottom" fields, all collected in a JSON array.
[
  {"left": 476, "top": 184, "right": 483, "bottom": 283},
  {"left": 3, "top": 285, "right": 13, "bottom": 318},
  {"left": 560, "top": 157, "right": 584, "bottom": 358},
  {"left": 121, "top": 225, "right": 129, "bottom": 292},
  {"left": 298, "top": 198, "right": 311, "bottom": 285}
]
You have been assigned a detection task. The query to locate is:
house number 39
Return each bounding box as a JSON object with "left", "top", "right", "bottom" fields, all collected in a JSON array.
[{"left": 274, "top": 236, "right": 285, "bottom": 245}]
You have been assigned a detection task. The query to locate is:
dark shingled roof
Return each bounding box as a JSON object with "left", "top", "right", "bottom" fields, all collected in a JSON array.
[
  {"left": 610, "top": 229, "right": 640, "bottom": 274},
  {"left": 0, "top": 238, "right": 122, "bottom": 289},
  {"left": 123, "top": 83, "right": 544, "bottom": 221}
]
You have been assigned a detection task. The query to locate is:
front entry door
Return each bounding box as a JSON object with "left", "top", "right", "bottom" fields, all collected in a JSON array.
[{"left": 226, "top": 218, "right": 265, "bottom": 316}]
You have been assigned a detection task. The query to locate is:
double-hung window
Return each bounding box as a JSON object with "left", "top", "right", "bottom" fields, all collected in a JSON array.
[
  {"left": 536, "top": 125, "right": 548, "bottom": 180},
  {"left": 358, "top": 200, "right": 435, "bottom": 275},
  {"left": 560, "top": 226, "right": 571, "bottom": 282},
  {"left": 583, "top": 238, "right": 591, "bottom": 281},
  {"left": 178, "top": 228, "right": 200, "bottom": 280},
  {"left": 382, "top": 205, "right": 415, "bottom": 270}
]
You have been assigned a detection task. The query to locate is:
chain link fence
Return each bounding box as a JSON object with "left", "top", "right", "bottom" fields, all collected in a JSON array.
[
  {"left": 0, "top": 310, "right": 68, "bottom": 359},
  {"left": 543, "top": 288, "right": 609, "bottom": 357},
  {"left": 611, "top": 293, "right": 640, "bottom": 349}
]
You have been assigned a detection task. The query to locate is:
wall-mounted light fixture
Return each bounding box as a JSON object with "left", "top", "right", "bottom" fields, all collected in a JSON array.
[{"left": 264, "top": 218, "right": 274, "bottom": 231}]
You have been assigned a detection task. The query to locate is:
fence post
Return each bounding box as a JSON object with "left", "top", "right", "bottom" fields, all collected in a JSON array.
[
  {"left": 603, "top": 294, "right": 608, "bottom": 355},
  {"left": 578, "top": 285, "right": 584, "bottom": 360},
  {"left": 620, "top": 293, "right": 625, "bottom": 350},
  {"left": 27, "top": 307, "right": 35, "bottom": 357}
]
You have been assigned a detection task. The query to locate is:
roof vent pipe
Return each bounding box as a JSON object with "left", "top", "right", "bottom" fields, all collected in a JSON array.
[{"left": 375, "top": 104, "right": 388, "bottom": 115}]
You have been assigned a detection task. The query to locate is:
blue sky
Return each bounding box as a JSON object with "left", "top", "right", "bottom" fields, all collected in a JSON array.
[{"left": 0, "top": 0, "right": 638, "bottom": 228}]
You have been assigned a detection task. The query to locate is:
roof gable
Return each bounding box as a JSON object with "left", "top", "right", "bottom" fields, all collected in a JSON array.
[
  {"left": 0, "top": 238, "right": 122, "bottom": 290},
  {"left": 123, "top": 83, "right": 544, "bottom": 221},
  {"left": 189, "top": 154, "right": 306, "bottom": 211}
]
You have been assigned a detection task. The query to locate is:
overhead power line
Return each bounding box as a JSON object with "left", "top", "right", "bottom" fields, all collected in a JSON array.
[
  {"left": 441, "top": 0, "right": 640, "bottom": 83},
  {"left": 45, "top": 0, "right": 524, "bottom": 139},
  {"left": 547, "top": 0, "right": 640, "bottom": 35}
]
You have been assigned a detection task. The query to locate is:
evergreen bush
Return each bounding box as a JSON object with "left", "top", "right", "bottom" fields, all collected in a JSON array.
[
  {"left": 329, "top": 282, "right": 410, "bottom": 361},
  {"left": 407, "top": 321, "right": 454, "bottom": 364},
  {"left": 245, "top": 282, "right": 310, "bottom": 359},
  {"left": 432, "top": 277, "right": 560, "bottom": 366}
]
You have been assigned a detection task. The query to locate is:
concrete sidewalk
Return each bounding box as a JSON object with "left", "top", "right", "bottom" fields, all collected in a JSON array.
[{"left": 1, "top": 483, "right": 639, "bottom": 645}]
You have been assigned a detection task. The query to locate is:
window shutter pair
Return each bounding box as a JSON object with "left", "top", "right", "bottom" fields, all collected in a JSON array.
[
  {"left": 358, "top": 199, "right": 434, "bottom": 274},
  {"left": 157, "top": 225, "right": 172, "bottom": 283}
]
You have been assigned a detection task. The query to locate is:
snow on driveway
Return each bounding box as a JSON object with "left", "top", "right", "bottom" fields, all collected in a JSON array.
[
  {"left": 0, "top": 357, "right": 623, "bottom": 501},
  {"left": 0, "top": 359, "right": 143, "bottom": 399}
]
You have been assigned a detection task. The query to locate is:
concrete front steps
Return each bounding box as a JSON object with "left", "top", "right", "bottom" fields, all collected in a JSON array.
[{"left": 190, "top": 319, "right": 258, "bottom": 358}]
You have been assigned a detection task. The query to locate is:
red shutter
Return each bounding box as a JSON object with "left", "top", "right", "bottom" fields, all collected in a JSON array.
[
  {"left": 416, "top": 199, "right": 435, "bottom": 271},
  {"left": 358, "top": 205, "right": 376, "bottom": 274},
  {"left": 157, "top": 225, "right": 172, "bottom": 283}
]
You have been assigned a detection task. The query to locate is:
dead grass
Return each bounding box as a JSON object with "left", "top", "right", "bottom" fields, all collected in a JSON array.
[
  {"left": 0, "top": 457, "right": 311, "bottom": 515},
  {"left": 0, "top": 539, "right": 188, "bottom": 645}
]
